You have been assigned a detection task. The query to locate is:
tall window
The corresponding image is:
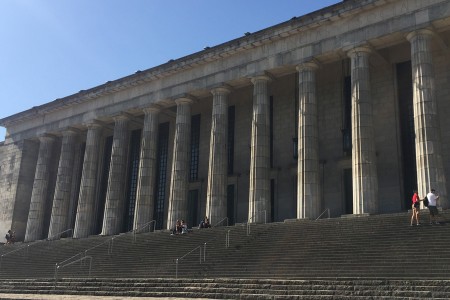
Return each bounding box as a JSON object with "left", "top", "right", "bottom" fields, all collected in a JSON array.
[
  {"left": 397, "top": 61, "right": 416, "bottom": 209},
  {"left": 227, "top": 106, "right": 235, "bottom": 175},
  {"left": 154, "top": 122, "right": 169, "bottom": 230},
  {"left": 96, "top": 136, "right": 113, "bottom": 234},
  {"left": 342, "top": 76, "right": 352, "bottom": 156},
  {"left": 190, "top": 114, "right": 201, "bottom": 181},
  {"left": 124, "top": 129, "right": 142, "bottom": 231},
  {"left": 270, "top": 96, "right": 274, "bottom": 168}
]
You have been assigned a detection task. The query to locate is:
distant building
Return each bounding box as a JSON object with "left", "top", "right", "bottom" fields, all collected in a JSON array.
[{"left": 1, "top": 0, "right": 449, "bottom": 242}]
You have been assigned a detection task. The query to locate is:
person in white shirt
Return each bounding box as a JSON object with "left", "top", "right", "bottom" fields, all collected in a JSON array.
[{"left": 426, "top": 189, "right": 441, "bottom": 225}]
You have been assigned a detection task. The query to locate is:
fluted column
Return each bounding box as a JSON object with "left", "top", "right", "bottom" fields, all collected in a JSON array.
[
  {"left": 166, "top": 97, "right": 193, "bottom": 230},
  {"left": 206, "top": 87, "right": 230, "bottom": 225},
  {"left": 407, "top": 29, "right": 448, "bottom": 207},
  {"left": 348, "top": 46, "right": 378, "bottom": 214},
  {"left": 133, "top": 106, "right": 160, "bottom": 231},
  {"left": 25, "top": 134, "right": 56, "bottom": 242},
  {"left": 73, "top": 122, "right": 103, "bottom": 238},
  {"left": 248, "top": 75, "right": 271, "bottom": 223},
  {"left": 48, "top": 129, "right": 78, "bottom": 238},
  {"left": 102, "top": 115, "right": 131, "bottom": 235},
  {"left": 297, "top": 62, "right": 320, "bottom": 219}
]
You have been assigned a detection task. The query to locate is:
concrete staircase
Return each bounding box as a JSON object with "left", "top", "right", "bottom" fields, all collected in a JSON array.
[{"left": 0, "top": 211, "right": 449, "bottom": 299}]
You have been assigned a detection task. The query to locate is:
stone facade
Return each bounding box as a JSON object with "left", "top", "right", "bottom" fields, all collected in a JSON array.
[{"left": 1, "top": 0, "right": 450, "bottom": 241}]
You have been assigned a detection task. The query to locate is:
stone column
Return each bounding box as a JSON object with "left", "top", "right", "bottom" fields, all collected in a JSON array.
[
  {"left": 133, "top": 106, "right": 160, "bottom": 231},
  {"left": 248, "top": 75, "right": 271, "bottom": 223},
  {"left": 206, "top": 87, "right": 230, "bottom": 226},
  {"left": 73, "top": 122, "right": 103, "bottom": 238},
  {"left": 347, "top": 46, "right": 378, "bottom": 214},
  {"left": 166, "top": 97, "right": 193, "bottom": 230},
  {"left": 102, "top": 115, "right": 130, "bottom": 236},
  {"left": 48, "top": 129, "right": 78, "bottom": 239},
  {"left": 24, "top": 134, "right": 56, "bottom": 242},
  {"left": 296, "top": 62, "right": 320, "bottom": 219},
  {"left": 407, "top": 29, "right": 448, "bottom": 207}
]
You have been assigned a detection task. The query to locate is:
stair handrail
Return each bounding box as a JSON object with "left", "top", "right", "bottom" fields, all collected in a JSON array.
[
  {"left": 315, "top": 208, "right": 330, "bottom": 220},
  {"left": 54, "top": 255, "right": 92, "bottom": 287},
  {"left": 47, "top": 228, "right": 73, "bottom": 241},
  {"left": 212, "top": 217, "right": 229, "bottom": 228},
  {"left": 1, "top": 227, "right": 74, "bottom": 268},
  {"left": 56, "top": 222, "right": 159, "bottom": 270},
  {"left": 175, "top": 245, "right": 202, "bottom": 279},
  {"left": 132, "top": 220, "right": 156, "bottom": 243},
  {"left": 0, "top": 239, "right": 45, "bottom": 269},
  {"left": 246, "top": 210, "right": 267, "bottom": 235}
]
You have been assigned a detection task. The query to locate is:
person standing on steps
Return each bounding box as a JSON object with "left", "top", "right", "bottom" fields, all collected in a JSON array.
[
  {"left": 410, "top": 190, "right": 422, "bottom": 226},
  {"left": 427, "top": 189, "right": 442, "bottom": 225}
]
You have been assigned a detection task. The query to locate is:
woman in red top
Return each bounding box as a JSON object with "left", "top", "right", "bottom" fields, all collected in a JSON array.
[{"left": 410, "top": 190, "right": 421, "bottom": 226}]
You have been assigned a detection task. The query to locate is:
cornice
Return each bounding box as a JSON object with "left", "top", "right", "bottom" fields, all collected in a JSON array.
[{"left": 0, "top": 0, "right": 395, "bottom": 127}]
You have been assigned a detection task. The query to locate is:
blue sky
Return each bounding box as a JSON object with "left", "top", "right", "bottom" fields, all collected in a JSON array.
[{"left": 0, "top": 0, "right": 338, "bottom": 141}]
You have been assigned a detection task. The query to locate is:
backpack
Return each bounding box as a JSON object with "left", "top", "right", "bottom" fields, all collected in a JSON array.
[{"left": 423, "top": 196, "right": 429, "bottom": 207}]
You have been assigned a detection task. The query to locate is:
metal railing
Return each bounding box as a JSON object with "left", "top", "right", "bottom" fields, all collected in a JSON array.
[
  {"left": 54, "top": 255, "right": 92, "bottom": 286},
  {"left": 0, "top": 228, "right": 73, "bottom": 270},
  {"left": 54, "top": 220, "right": 158, "bottom": 277},
  {"left": 246, "top": 210, "right": 267, "bottom": 236},
  {"left": 47, "top": 228, "right": 73, "bottom": 241},
  {"left": 212, "top": 217, "right": 229, "bottom": 228},
  {"left": 175, "top": 245, "right": 203, "bottom": 279},
  {"left": 316, "top": 208, "right": 330, "bottom": 220},
  {"left": 133, "top": 220, "right": 156, "bottom": 243}
]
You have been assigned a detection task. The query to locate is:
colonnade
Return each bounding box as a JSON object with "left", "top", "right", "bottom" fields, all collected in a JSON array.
[{"left": 23, "top": 29, "right": 447, "bottom": 241}]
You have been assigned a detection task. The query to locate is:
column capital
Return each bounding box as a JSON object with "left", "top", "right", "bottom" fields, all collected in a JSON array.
[
  {"left": 346, "top": 45, "right": 372, "bottom": 58},
  {"left": 142, "top": 105, "right": 161, "bottom": 115},
  {"left": 175, "top": 96, "right": 195, "bottom": 106},
  {"left": 406, "top": 28, "right": 434, "bottom": 42},
  {"left": 112, "top": 113, "right": 131, "bottom": 122},
  {"left": 211, "top": 86, "right": 232, "bottom": 96},
  {"left": 251, "top": 74, "right": 272, "bottom": 85},
  {"left": 85, "top": 120, "right": 104, "bottom": 129},
  {"left": 296, "top": 61, "right": 319, "bottom": 72},
  {"left": 38, "top": 134, "right": 56, "bottom": 143},
  {"left": 62, "top": 127, "right": 80, "bottom": 137}
]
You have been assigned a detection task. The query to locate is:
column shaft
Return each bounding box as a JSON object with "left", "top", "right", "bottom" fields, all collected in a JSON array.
[
  {"left": 73, "top": 123, "right": 103, "bottom": 238},
  {"left": 348, "top": 47, "right": 378, "bottom": 214},
  {"left": 25, "top": 135, "right": 56, "bottom": 242},
  {"left": 48, "top": 130, "right": 78, "bottom": 238},
  {"left": 248, "top": 76, "right": 271, "bottom": 223},
  {"left": 133, "top": 107, "right": 160, "bottom": 231},
  {"left": 167, "top": 98, "right": 193, "bottom": 230},
  {"left": 407, "top": 29, "right": 448, "bottom": 207},
  {"left": 206, "top": 87, "right": 230, "bottom": 225},
  {"left": 297, "top": 63, "right": 320, "bottom": 219},
  {"left": 102, "top": 115, "right": 130, "bottom": 235}
]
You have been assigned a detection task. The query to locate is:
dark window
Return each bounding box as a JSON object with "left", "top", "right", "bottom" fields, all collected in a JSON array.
[
  {"left": 270, "top": 96, "right": 274, "bottom": 168},
  {"left": 124, "top": 129, "right": 142, "bottom": 231},
  {"left": 227, "top": 106, "right": 235, "bottom": 175},
  {"left": 342, "top": 76, "right": 352, "bottom": 156},
  {"left": 294, "top": 73, "right": 299, "bottom": 160},
  {"left": 227, "top": 184, "right": 235, "bottom": 225},
  {"left": 190, "top": 114, "right": 201, "bottom": 181},
  {"left": 343, "top": 168, "right": 353, "bottom": 214},
  {"left": 154, "top": 122, "right": 170, "bottom": 230},
  {"left": 187, "top": 189, "right": 199, "bottom": 228},
  {"left": 96, "top": 136, "right": 113, "bottom": 234},
  {"left": 397, "top": 61, "right": 417, "bottom": 209},
  {"left": 270, "top": 179, "right": 275, "bottom": 222},
  {"left": 69, "top": 142, "right": 85, "bottom": 231}
]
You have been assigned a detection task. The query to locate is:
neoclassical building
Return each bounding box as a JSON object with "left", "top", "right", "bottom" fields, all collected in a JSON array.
[{"left": 1, "top": 0, "right": 450, "bottom": 242}]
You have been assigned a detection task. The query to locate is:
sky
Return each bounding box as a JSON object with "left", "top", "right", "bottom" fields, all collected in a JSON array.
[{"left": 0, "top": 0, "right": 338, "bottom": 141}]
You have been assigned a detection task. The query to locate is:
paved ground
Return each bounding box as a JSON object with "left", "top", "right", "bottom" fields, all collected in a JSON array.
[{"left": 0, "top": 295, "right": 212, "bottom": 300}]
